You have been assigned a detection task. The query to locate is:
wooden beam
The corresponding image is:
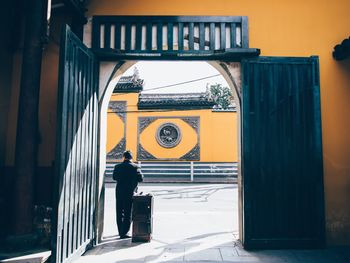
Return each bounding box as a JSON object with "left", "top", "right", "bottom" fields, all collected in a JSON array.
[
  {"left": 13, "top": 0, "right": 45, "bottom": 235},
  {"left": 92, "top": 48, "right": 260, "bottom": 61},
  {"left": 63, "top": 0, "right": 87, "bottom": 24}
]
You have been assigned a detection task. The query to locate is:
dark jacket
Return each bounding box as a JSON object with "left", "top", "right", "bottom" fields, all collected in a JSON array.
[{"left": 113, "top": 160, "right": 143, "bottom": 198}]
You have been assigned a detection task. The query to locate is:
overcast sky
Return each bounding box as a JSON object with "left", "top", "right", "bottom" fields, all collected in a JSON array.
[{"left": 123, "top": 61, "right": 229, "bottom": 93}]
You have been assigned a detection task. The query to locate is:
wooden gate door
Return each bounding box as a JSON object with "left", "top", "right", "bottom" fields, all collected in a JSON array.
[
  {"left": 242, "top": 57, "right": 325, "bottom": 249},
  {"left": 52, "top": 25, "right": 99, "bottom": 263}
]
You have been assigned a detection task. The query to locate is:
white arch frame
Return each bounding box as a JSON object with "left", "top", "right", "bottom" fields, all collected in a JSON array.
[{"left": 95, "top": 61, "right": 243, "bottom": 242}]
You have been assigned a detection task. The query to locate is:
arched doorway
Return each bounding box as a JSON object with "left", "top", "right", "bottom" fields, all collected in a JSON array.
[
  {"left": 52, "top": 17, "right": 325, "bottom": 262},
  {"left": 96, "top": 60, "right": 243, "bottom": 244}
]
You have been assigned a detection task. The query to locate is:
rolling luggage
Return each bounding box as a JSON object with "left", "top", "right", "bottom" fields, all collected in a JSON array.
[{"left": 132, "top": 193, "right": 153, "bottom": 242}]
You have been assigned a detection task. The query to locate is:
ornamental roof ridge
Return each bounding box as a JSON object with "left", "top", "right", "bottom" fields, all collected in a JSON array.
[
  {"left": 139, "top": 92, "right": 208, "bottom": 96},
  {"left": 138, "top": 92, "right": 212, "bottom": 101},
  {"left": 113, "top": 68, "right": 144, "bottom": 93},
  {"left": 118, "top": 76, "right": 134, "bottom": 83},
  {"left": 138, "top": 91, "right": 215, "bottom": 110}
]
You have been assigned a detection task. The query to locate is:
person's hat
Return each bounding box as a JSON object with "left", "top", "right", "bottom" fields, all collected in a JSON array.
[{"left": 123, "top": 150, "right": 133, "bottom": 160}]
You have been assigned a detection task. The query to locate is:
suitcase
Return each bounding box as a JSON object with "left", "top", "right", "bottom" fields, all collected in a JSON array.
[{"left": 132, "top": 193, "right": 153, "bottom": 242}]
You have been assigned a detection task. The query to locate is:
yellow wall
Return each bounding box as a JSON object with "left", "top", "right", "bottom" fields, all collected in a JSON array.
[
  {"left": 3, "top": 0, "right": 350, "bottom": 245},
  {"left": 5, "top": 15, "right": 62, "bottom": 167},
  {"left": 5, "top": 52, "right": 24, "bottom": 166},
  {"left": 38, "top": 44, "right": 59, "bottom": 166},
  {"left": 107, "top": 93, "right": 238, "bottom": 162},
  {"left": 6, "top": 44, "right": 59, "bottom": 168},
  {"left": 0, "top": 3, "right": 14, "bottom": 167},
  {"left": 87, "top": 0, "right": 350, "bottom": 245}
]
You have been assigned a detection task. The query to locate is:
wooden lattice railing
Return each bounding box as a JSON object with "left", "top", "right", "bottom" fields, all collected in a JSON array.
[{"left": 92, "top": 16, "right": 259, "bottom": 60}]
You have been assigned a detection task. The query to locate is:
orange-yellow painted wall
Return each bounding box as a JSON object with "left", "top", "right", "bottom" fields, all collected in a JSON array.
[
  {"left": 5, "top": 43, "right": 59, "bottom": 168},
  {"left": 5, "top": 53, "right": 21, "bottom": 166},
  {"left": 86, "top": 0, "right": 350, "bottom": 245},
  {"left": 107, "top": 93, "right": 238, "bottom": 162},
  {"left": 2, "top": 0, "right": 349, "bottom": 245},
  {"left": 37, "top": 44, "right": 59, "bottom": 166},
  {"left": 5, "top": 17, "right": 61, "bottom": 167}
]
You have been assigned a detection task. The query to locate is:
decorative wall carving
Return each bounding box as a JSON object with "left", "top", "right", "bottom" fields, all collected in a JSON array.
[
  {"left": 107, "top": 101, "right": 127, "bottom": 159},
  {"left": 108, "top": 101, "right": 127, "bottom": 122},
  {"left": 156, "top": 123, "right": 182, "bottom": 148},
  {"left": 182, "top": 117, "right": 200, "bottom": 132},
  {"left": 137, "top": 144, "right": 157, "bottom": 160},
  {"left": 139, "top": 117, "right": 157, "bottom": 133},
  {"left": 106, "top": 138, "right": 126, "bottom": 160},
  {"left": 180, "top": 143, "right": 200, "bottom": 160},
  {"left": 137, "top": 116, "right": 200, "bottom": 161}
]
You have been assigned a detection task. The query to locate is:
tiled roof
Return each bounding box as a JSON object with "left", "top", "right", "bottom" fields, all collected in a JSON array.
[
  {"left": 138, "top": 93, "right": 215, "bottom": 109},
  {"left": 113, "top": 75, "right": 144, "bottom": 93}
]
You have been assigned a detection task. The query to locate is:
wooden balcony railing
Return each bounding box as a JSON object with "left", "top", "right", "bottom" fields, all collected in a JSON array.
[{"left": 92, "top": 16, "right": 259, "bottom": 60}]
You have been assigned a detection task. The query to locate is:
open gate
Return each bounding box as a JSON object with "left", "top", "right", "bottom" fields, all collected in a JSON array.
[
  {"left": 242, "top": 57, "right": 325, "bottom": 249},
  {"left": 51, "top": 16, "right": 326, "bottom": 262},
  {"left": 52, "top": 26, "right": 99, "bottom": 263}
]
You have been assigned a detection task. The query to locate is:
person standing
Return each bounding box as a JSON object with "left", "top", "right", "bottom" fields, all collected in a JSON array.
[{"left": 113, "top": 150, "right": 143, "bottom": 239}]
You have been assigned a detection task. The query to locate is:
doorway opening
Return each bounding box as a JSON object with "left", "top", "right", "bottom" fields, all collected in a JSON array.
[
  {"left": 53, "top": 20, "right": 325, "bottom": 263},
  {"left": 97, "top": 61, "right": 242, "bottom": 258}
]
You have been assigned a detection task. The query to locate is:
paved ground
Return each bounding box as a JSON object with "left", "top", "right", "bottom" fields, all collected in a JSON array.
[
  {"left": 103, "top": 183, "right": 239, "bottom": 243},
  {"left": 74, "top": 183, "right": 350, "bottom": 263},
  {"left": 0, "top": 251, "right": 51, "bottom": 263}
]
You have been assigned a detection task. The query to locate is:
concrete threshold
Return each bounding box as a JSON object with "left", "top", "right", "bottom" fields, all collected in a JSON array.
[{"left": 0, "top": 250, "right": 51, "bottom": 263}]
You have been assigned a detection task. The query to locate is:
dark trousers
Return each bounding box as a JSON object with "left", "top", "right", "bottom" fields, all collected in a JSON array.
[{"left": 116, "top": 195, "right": 133, "bottom": 237}]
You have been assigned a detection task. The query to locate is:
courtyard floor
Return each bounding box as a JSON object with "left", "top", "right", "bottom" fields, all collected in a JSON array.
[{"left": 73, "top": 183, "right": 350, "bottom": 263}]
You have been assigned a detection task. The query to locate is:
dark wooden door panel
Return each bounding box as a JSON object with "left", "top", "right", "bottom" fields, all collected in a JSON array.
[
  {"left": 52, "top": 25, "right": 99, "bottom": 263},
  {"left": 242, "top": 57, "right": 325, "bottom": 249}
]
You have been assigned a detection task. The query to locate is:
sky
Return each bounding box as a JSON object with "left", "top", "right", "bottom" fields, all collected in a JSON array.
[{"left": 123, "top": 61, "right": 229, "bottom": 94}]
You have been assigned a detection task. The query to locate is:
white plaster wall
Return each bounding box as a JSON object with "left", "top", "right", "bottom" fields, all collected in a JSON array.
[{"left": 96, "top": 61, "right": 136, "bottom": 241}]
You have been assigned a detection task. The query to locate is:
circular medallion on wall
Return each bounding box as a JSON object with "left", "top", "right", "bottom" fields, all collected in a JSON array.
[{"left": 156, "top": 123, "right": 182, "bottom": 148}]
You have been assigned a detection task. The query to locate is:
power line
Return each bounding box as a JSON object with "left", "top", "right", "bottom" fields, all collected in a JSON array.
[
  {"left": 144, "top": 74, "right": 221, "bottom": 92},
  {"left": 112, "top": 74, "right": 222, "bottom": 96}
]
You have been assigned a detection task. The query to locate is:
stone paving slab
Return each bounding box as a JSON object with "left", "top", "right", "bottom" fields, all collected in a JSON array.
[
  {"left": 75, "top": 237, "right": 350, "bottom": 263},
  {"left": 184, "top": 248, "right": 222, "bottom": 261},
  {"left": 73, "top": 184, "right": 350, "bottom": 263}
]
